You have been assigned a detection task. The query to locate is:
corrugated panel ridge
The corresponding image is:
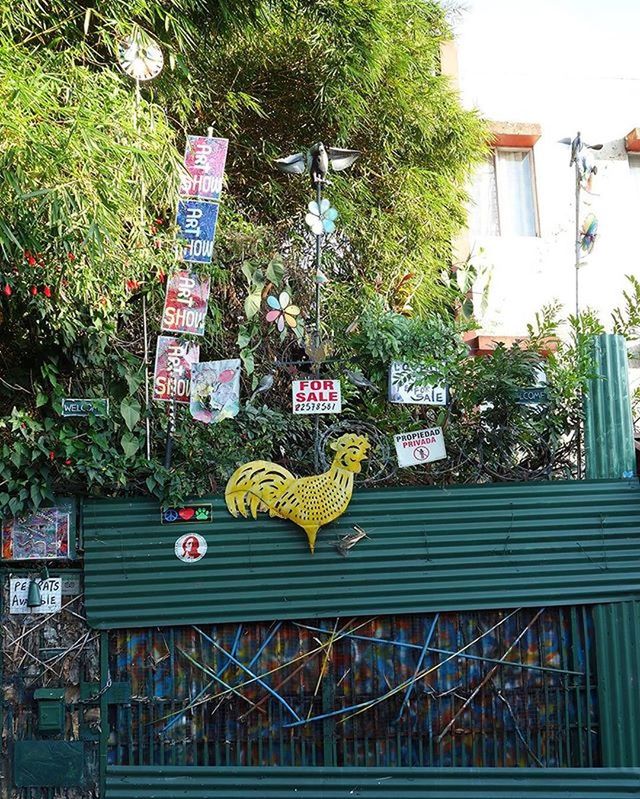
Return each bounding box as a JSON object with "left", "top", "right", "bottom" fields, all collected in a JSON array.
[{"left": 84, "top": 479, "right": 640, "bottom": 629}]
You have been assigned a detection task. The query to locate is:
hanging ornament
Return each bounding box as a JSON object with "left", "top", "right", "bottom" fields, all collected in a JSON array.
[
  {"left": 305, "top": 199, "right": 339, "bottom": 236},
  {"left": 117, "top": 36, "right": 164, "bottom": 81},
  {"left": 315, "top": 268, "right": 329, "bottom": 285},
  {"left": 580, "top": 213, "right": 598, "bottom": 255},
  {"left": 265, "top": 291, "right": 300, "bottom": 332}
]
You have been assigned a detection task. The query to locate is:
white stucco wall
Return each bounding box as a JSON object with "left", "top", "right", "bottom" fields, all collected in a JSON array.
[{"left": 455, "top": 0, "right": 640, "bottom": 343}]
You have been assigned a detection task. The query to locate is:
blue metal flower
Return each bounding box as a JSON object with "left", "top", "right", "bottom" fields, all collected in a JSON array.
[{"left": 305, "top": 199, "right": 339, "bottom": 236}]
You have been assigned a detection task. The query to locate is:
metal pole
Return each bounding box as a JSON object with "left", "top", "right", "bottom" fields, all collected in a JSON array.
[
  {"left": 575, "top": 163, "right": 583, "bottom": 479},
  {"left": 164, "top": 397, "right": 176, "bottom": 468},
  {"left": 314, "top": 180, "right": 322, "bottom": 348},
  {"left": 313, "top": 181, "right": 323, "bottom": 462},
  {"left": 142, "top": 294, "right": 152, "bottom": 460},
  {"left": 575, "top": 162, "right": 581, "bottom": 320}
]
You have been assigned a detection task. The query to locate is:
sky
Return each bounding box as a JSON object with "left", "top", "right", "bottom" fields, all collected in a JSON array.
[
  {"left": 456, "top": 0, "right": 640, "bottom": 81},
  {"left": 455, "top": 0, "right": 640, "bottom": 140}
]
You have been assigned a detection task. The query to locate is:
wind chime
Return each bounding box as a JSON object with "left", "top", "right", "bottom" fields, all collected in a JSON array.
[{"left": 559, "top": 131, "right": 603, "bottom": 478}]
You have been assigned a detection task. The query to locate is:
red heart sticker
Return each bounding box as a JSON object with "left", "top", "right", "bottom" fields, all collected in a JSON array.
[{"left": 178, "top": 507, "right": 195, "bottom": 521}]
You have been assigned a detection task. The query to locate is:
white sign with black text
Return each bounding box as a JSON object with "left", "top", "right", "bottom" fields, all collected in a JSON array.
[
  {"left": 388, "top": 361, "right": 448, "bottom": 406},
  {"left": 292, "top": 379, "right": 342, "bottom": 415},
  {"left": 9, "top": 577, "right": 62, "bottom": 615},
  {"left": 394, "top": 427, "right": 447, "bottom": 468}
]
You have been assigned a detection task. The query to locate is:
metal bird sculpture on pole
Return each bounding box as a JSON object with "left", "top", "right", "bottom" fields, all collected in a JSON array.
[
  {"left": 276, "top": 141, "right": 361, "bottom": 455},
  {"left": 558, "top": 131, "right": 603, "bottom": 481},
  {"left": 276, "top": 142, "right": 361, "bottom": 187}
]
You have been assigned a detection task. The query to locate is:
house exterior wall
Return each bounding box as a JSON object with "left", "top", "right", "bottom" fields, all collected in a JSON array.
[{"left": 453, "top": 1, "right": 640, "bottom": 388}]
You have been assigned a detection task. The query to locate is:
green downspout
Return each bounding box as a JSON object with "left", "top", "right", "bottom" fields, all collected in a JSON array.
[{"left": 584, "top": 334, "right": 636, "bottom": 480}]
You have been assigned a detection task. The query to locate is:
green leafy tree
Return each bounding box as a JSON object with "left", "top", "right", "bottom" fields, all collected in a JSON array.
[{"left": 0, "top": 0, "right": 491, "bottom": 517}]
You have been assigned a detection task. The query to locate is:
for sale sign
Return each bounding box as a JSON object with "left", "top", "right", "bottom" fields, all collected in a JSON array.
[
  {"left": 394, "top": 427, "right": 447, "bottom": 468},
  {"left": 180, "top": 136, "right": 228, "bottom": 202},
  {"left": 161, "top": 271, "right": 210, "bottom": 336},
  {"left": 153, "top": 336, "right": 200, "bottom": 404},
  {"left": 176, "top": 199, "right": 219, "bottom": 264},
  {"left": 292, "top": 379, "right": 342, "bottom": 414}
]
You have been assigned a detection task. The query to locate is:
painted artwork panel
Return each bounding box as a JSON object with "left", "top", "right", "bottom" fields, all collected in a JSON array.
[
  {"left": 2, "top": 509, "right": 70, "bottom": 560},
  {"left": 190, "top": 359, "right": 241, "bottom": 423}
]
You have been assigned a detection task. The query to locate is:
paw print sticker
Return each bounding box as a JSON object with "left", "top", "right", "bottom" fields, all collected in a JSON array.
[{"left": 194, "top": 507, "right": 210, "bottom": 521}]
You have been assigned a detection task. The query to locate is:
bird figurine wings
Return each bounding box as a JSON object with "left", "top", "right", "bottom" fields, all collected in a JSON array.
[
  {"left": 276, "top": 142, "right": 361, "bottom": 187},
  {"left": 225, "top": 433, "right": 370, "bottom": 553}
]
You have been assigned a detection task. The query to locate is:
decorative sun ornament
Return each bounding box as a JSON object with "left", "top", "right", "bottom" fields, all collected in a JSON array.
[
  {"left": 117, "top": 36, "right": 164, "bottom": 81},
  {"left": 580, "top": 213, "right": 598, "bottom": 255},
  {"left": 305, "top": 199, "right": 339, "bottom": 236},
  {"left": 265, "top": 291, "right": 300, "bottom": 332}
]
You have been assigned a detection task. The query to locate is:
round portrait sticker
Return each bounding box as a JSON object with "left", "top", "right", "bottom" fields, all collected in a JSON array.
[{"left": 174, "top": 533, "right": 207, "bottom": 563}]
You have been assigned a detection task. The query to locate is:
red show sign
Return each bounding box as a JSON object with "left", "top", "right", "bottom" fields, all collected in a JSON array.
[
  {"left": 161, "top": 270, "right": 210, "bottom": 336},
  {"left": 153, "top": 336, "right": 200, "bottom": 404}
]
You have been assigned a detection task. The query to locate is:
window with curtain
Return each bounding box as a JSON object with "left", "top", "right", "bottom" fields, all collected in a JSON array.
[{"left": 469, "top": 148, "right": 539, "bottom": 237}]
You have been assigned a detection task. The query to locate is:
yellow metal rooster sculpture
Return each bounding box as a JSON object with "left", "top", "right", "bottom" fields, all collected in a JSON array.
[{"left": 225, "top": 433, "right": 370, "bottom": 553}]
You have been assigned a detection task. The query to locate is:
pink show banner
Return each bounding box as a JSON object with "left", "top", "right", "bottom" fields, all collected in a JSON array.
[{"left": 179, "top": 136, "right": 229, "bottom": 202}]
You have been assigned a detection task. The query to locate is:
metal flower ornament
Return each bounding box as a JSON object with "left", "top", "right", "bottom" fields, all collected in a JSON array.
[
  {"left": 305, "top": 199, "right": 339, "bottom": 236},
  {"left": 265, "top": 291, "right": 301, "bottom": 332},
  {"left": 580, "top": 213, "right": 598, "bottom": 255}
]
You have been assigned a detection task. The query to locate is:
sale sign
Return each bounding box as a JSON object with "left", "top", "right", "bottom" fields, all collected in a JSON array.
[
  {"left": 388, "top": 361, "right": 448, "bottom": 406},
  {"left": 153, "top": 336, "right": 200, "bottom": 404},
  {"left": 292, "top": 379, "right": 342, "bottom": 414},
  {"left": 161, "top": 271, "right": 210, "bottom": 336},
  {"left": 180, "top": 136, "right": 228, "bottom": 202},
  {"left": 176, "top": 199, "right": 219, "bottom": 264},
  {"left": 394, "top": 427, "right": 447, "bottom": 468}
]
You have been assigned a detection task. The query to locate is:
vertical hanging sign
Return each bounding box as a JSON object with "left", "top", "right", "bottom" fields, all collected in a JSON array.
[
  {"left": 153, "top": 336, "right": 200, "bottom": 404},
  {"left": 180, "top": 136, "right": 228, "bottom": 202},
  {"left": 161, "top": 270, "right": 210, "bottom": 336},
  {"left": 176, "top": 136, "right": 228, "bottom": 265}
]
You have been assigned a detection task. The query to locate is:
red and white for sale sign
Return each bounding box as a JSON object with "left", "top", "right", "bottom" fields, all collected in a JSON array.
[{"left": 292, "top": 379, "right": 342, "bottom": 415}]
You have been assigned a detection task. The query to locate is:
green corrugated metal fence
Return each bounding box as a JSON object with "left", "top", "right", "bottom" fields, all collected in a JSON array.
[
  {"left": 594, "top": 600, "right": 640, "bottom": 767},
  {"left": 584, "top": 334, "right": 637, "bottom": 480},
  {"left": 84, "top": 479, "right": 640, "bottom": 629},
  {"left": 106, "top": 765, "right": 640, "bottom": 797}
]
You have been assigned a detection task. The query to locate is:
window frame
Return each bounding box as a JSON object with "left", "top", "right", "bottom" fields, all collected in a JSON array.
[{"left": 478, "top": 146, "right": 541, "bottom": 238}]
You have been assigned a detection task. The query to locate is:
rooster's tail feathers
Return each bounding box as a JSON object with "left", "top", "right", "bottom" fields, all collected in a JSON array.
[{"left": 225, "top": 460, "right": 294, "bottom": 519}]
